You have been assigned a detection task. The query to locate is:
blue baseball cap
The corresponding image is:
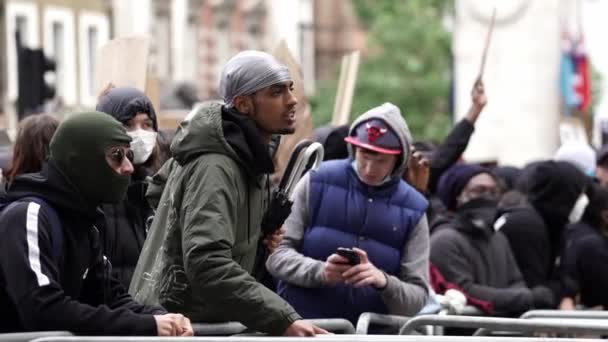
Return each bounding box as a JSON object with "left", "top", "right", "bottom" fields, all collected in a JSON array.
[{"left": 344, "top": 119, "right": 401, "bottom": 155}]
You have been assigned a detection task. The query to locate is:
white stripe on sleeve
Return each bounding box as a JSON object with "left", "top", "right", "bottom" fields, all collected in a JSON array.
[{"left": 26, "top": 202, "right": 50, "bottom": 286}]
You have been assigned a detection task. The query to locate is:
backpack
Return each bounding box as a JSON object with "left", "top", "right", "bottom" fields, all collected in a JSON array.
[{"left": 0, "top": 197, "right": 63, "bottom": 261}]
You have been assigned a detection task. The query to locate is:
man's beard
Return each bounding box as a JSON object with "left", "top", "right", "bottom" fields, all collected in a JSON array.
[
  {"left": 275, "top": 126, "right": 296, "bottom": 135},
  {"left": 251, "top": 101, "right": 296, "bottom": 135}
]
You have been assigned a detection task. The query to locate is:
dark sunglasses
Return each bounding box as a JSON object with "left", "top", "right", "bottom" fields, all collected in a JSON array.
[{"left": 108, "top": 147, "right": 134, "bottom": 164}]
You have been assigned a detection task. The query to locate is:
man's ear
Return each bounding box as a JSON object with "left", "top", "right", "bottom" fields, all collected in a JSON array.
[{"left": 233, "top": 95, "right": 252, "bottom": 114}]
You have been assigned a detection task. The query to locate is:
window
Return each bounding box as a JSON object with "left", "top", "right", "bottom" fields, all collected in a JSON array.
[
  {"left": 15, "top": 15, "right": 28, "bottom": 42},
  {"left": 215, "top": 22, "right": 230, "bottom": 83},
  {"left": 78, "top": 11, "right": 109, "bottom": 106},
  {"left": 43, "top": 6, "right": 76, "bottom": 106},
  {"left": 51, "top": 22, "right": 63, "bottom": 97},
  {"left": 87, "top": 27, "right": 98, "bottom": 96}
]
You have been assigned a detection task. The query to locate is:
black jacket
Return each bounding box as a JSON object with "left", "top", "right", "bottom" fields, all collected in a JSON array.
[
  {"left": 426, "top": 119, "right": 474, "bottom": 223},
  {"left": 502, "top": 161, "right": 587, "bottom": 294},
  {"left": 497, "top": 205, "right": 555, "bottom": 289},
  {"left": 0, "top": 161, "right": 164, "bottom": 335},
  {"left": 561, "top": 222, "right": 608, "bottom": 308},
  {"left": 100, "top": 168, "right": 153, "bottom": 289},
  {"left": 428, "top": 119, "right": 475, "bottom": 194},
  {"left": 430, "top": 199, "right": 535, "bottom": 315}
]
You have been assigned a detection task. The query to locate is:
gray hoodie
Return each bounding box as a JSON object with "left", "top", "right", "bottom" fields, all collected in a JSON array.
[{"left": 266, "top": 103, "right": 430, "bottom": 317}]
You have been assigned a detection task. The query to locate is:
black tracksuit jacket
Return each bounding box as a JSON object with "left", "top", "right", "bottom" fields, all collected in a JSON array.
[{"left": 0, "top": 161, "right": 165, "bottom": 335}]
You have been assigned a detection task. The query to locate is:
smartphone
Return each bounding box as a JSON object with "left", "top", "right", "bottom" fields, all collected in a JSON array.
[{"left": 336, "top": 247, "right": 360, "bottom": 266}]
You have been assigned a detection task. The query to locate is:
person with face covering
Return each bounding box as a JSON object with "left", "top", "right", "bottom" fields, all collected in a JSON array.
[
  {"left": 430, "top": 163, "right": 554, "bottom": 316},
  {"left": 0, "top": 112, "right": 193, "bottom": 336},
  {"left": 95, "top": 87, "right": 161, "bottom": 289},
  {"left": 129, "top": 51, "right": 327, "bottom": 336},
  {"left": 560, "top": 183, "right": 608, "bottom": 310},
  {"left": 499, "top": 161, "right": 588, "bottom": 298},
  {"left": 266, "top": 103, "right": 430, "bottom": 325}
]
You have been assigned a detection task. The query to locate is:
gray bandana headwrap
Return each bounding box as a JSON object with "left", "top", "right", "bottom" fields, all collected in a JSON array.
[{"left": 219, "top": 50, "right": 291, "bottom": 107}]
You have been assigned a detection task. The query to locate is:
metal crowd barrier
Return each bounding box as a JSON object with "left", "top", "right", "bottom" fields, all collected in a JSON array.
[
  {"left": 398, "top": 314, "right": 608, "bottom": 336},
  {"left": 192, "top": 322, "right": 248, "bottom": 336},
  {"left": 521, "top": 310, "right": 608, "bottom": 320},
  {"left": 355, "top": 313, "right": 411, "bottom": 334},
  {"left": 30, "top": 335, "right": 608, "bottom": 342},
  {"left": 0, "top": 331, "right": 72, "bottom": 342},
  {"left": 307, "top": 319, "right": 356, "bottom": 334},
  {"left": 355, "top": 305, "right": 485, "bottom": 335},
  {"left": 192, "top": 318, "right": 354, "bottom": 336}
]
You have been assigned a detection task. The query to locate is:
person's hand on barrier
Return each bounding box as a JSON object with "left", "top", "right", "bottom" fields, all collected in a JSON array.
[
  {"left": 263, "top": 226, "right": 285, "bottom": 254},
  {"left": 342, "top": 248, "right": 388, "bottom": 289},
  {"left": 154, "top": 314, "right": 183, "bottom": 336},
  {"left": 179, "top": 315, "right": 194, "bottom": 336},
  {"left": 405, "top": 148, "right": 430, "bottom": 194},
  {"left": 465, "top": 77, "right": 487, "bottom": 124},
  {"left": 284, "top": 320, "right": 330, "bottom": 336},
  {"left": 322, "top": 254, "right": 353, "bottom": 285},
  {"left": 559, "top": 296, "right": 576, "bottom": 311}
]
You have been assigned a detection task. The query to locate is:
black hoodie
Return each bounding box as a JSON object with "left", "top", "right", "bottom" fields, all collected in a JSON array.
[
  {"left": 501, "top": 161, "right": 588, "bottom": 293},
  {"left": 0, "top": 161, "right": 164, "bottom": 335}
]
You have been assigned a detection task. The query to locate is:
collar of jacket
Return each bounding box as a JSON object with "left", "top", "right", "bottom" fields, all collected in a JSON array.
[{"left": 221, "top": 106, "right": 274, "bottom": 178}]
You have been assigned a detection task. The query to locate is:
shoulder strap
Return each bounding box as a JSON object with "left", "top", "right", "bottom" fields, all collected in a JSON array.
[{"left": 20, "top": 197, "right": 63, "bottom": 261}]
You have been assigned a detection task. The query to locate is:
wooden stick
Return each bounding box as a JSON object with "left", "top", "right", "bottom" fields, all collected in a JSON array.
[
  {"left": 478, "top": 7, "right": 496, "bottom": 81},
  {"left": 331, "top": 51, "right": 360, "bottom": 126}
]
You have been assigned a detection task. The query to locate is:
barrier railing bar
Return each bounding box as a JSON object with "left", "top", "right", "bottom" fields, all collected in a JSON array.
[
  {"left": 398, "top": 315, "right": 608, "bottom": 336},
  {"left": 521, "top": 310, "right": 608, "bottom": 320},
  {"left": 0, "top": 331, "right": 72, "bottom": 342},
  {"left": 29, "top": 335, "right": 608, "bottom": 342},
  {"left": 355, "top": 313, "right": 410, "bottom": 335}
]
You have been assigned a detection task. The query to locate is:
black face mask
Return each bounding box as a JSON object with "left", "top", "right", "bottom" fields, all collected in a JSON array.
[{"left": 457, "top": 197, "right": 499, "bottom": 234}]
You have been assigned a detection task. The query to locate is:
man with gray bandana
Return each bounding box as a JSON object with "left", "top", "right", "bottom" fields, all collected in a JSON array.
[{"left": 130, "top": 51, "right": 327, "bottom": 336}]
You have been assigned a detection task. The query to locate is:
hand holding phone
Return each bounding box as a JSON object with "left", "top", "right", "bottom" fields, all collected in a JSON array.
[{"left": 336, "top": 247, "right": 360, "bottom": 266}]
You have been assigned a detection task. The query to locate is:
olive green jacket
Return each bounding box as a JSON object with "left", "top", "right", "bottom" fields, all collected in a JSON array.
[{"left": 130, "top": 102, "right": 300, "bottom": 335}]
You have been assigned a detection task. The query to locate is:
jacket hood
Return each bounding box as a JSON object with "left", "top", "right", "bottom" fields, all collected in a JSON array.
[
  {"left": 347, "top": 103, "right": 412, "bottom": 177},
  {"left": 522, "top": 160, "right": 588, "bottom": 233},
  {"left": 429, "top": 211, "right": 456, "bottom": 235},
  {"left": 4, "top": 161, "right": 101, "bottom": 221},
  {"left": 170, "top": 101, "right": 239, "bottom": 166},
  {"left": 170, "top": 101, "right": 274, "bottom": 177},
  {"left": 96, "top": 87, "right": 158, "bottom": 131}
]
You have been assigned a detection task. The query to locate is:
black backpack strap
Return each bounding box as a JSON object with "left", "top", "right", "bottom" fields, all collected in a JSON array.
[{"left": 20, "top": 197, "right": 63, "bottom": 262}]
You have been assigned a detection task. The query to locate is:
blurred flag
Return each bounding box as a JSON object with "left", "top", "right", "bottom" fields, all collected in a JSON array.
[{"left": 559, "top": 33, "right": 592, "bottom": 115}]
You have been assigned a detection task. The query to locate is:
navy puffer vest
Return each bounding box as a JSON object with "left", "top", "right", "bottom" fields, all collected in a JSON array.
[{"left": 278, "top": 159, "right": 427, "bottom": 323}]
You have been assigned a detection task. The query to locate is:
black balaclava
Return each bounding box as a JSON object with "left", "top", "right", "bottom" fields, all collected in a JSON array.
[
  {"left": 50, "top": 111, "right": 132, "bottom": 205},
  {"left": 96, "top": 87, "right": 158, "bottom": 131}
]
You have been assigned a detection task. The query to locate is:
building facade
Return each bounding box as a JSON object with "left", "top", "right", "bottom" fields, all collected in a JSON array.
[
  {"left": 313, "top": 0, "right": 366, "bottom": 83},
  {"left": 4, "top": 0, "right": 110, "bottom": 109},
  {"left": 1, "top": 0, "right": 357, "bottom": 124}
]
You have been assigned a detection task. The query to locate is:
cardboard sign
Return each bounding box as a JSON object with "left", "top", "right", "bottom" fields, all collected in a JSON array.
[
  {"left": 271, "top": 40, "right": 314, "bottom": 182},
  {"left": 95, "top": 36, "right": 150, "bottom": 95}
]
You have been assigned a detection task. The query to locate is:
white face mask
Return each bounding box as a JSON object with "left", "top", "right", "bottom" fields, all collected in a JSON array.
[
  {"left": 127, "top": 129, "right": 157, "bottom": 165},
  {"left": 568, "top": 192, "right": 589, "bottom": 224}
]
